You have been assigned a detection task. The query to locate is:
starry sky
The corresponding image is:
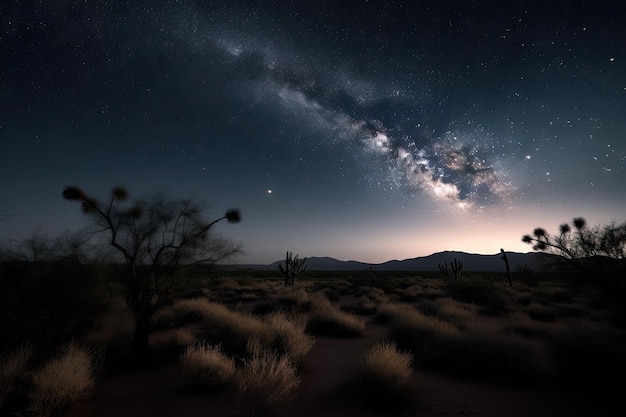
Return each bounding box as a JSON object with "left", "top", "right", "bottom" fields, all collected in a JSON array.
[{"left": 1, "top": 1, "right": 625, "bottom": 264}]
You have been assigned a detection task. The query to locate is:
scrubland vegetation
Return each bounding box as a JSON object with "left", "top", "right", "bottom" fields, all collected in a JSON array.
[{"left": 2, "top": 256, "right": 626, "bottom": 416}]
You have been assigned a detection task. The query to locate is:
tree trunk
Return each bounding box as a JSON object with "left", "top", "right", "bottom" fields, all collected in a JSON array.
[{"left": 131, "top": 314, "right": 152, "bottom": 364}]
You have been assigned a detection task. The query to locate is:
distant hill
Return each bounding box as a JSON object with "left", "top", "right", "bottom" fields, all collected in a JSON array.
[{"left": 224, "top": 251, "right": 558, "bottom": 272}]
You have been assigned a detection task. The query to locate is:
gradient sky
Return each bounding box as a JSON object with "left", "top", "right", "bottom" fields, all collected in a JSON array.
[{"left": 1, "top": 1, "right": 625, "bottom": 264}]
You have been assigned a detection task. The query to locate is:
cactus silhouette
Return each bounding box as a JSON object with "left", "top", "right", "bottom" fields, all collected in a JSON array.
[
  {"left": 500, "top": 248, "right": 513, "bottom": 287},
  {"left": 278, "top": 251, "right": 307, "bottom": 287},
  {"left": 438, "top": 258, "right": 462, "bottom": 279}
]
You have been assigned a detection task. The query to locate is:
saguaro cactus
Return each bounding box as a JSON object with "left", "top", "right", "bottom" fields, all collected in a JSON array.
[
  {"left": 438, "top": 258, "right": 463, "bottom": 279},
  {"left": 278, "top": 251, "right": 307, "bottom": 287},
  {"left": 500, "top": 248, "right": 513, "bottom": 287}
]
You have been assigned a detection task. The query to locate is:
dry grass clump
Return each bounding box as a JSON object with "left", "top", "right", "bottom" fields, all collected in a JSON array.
[
  {"left": 172, "top": 327, "right": 197, "bottom": 347},
  {"left": 271, "top": 288, "right": 314, "bottom": 314},
  {"left": 351, "top": 295, "right": 378, "bottom": 315},
  {"left": 306, "top": 293, "right": 366, "bottom": 337},
  {"left": 167, "top": 298, "right": 314, "bottom": 364},
  {"left": 29, "top": 343, "right": 96, "bottom": 417},
  {"left": 261, "top": 312, "right": 314, "bottom": 365},
  {"left": 373, "top": 302, "right": 408, "bottom": 324},
  {"left": 384, "top": 303, "right": 458, "bottom": 351},
  {"left": 0, "top": 345, "right": 33, "bottom": 409},
  {"left": 502, "top": 312, "right": 553, "bottom": 340},
  {"left": 432, "top": 297, "right": 478, "bottom": 326},
  {"left": 171, "top": 298, "right": 265, "bottom": 356},
  {"left": 180, "top": 342, "right": 236, "bottom": 390},
  {"left": 342, "top": 340, "right": 414, "bottom": 410},
  {"left": 445, "top": 277, "right": 514, "bottom": 316},
  {"left": 236, "top": 343, "right": 300, "bottom": 417},
  {"left": 360, "top": 340, "right": 413, "bottom": 389}
]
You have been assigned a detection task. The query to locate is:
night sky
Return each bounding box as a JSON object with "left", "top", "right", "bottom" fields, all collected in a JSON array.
[{"left": 1, "top": 1, "right": 625, "bottom": 264}]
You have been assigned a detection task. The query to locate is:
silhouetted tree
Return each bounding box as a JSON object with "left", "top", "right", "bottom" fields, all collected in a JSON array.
[
  {"left": 522, "top": 217, "right": 626, "bottom": 321},
  {"left": 522, "top": 217, "right": 626, "bottom": 260},
  {"left": 63, "top": 185, "right": 242, "bottom": 360}
]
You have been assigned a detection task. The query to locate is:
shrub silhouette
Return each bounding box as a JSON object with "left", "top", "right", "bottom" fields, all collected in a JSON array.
[{"left": 522, "top": 217, "right": 626, "bottom": 320}]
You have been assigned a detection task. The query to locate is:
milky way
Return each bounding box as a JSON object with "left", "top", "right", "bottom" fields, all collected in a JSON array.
[{"left": 206, "top": 33, "right": 514, "bottom": 210}]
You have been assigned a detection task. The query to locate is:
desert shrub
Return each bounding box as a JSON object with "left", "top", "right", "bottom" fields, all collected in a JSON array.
[
  {"left": 173, "top": 328, "right": 197, "bottom": 347},
  {"left": 372, "top": 302, "right": 406, "bottom": 324},
  {"left": 273, "top": 288, "right": 313, "bottom": 313},
  {"left": 386, "top": 304, "right": 458, "bottom": 352},
  {"left": 180, "top": 342, "right": 236, "bottom": 391},
  {"left": 362, "top": 341, "right": 412, "bottom": 388},
  {"left": 255, "top": 288, "right": 313, "bottom": 316},
  {"left": 502, "top": 312, "right": 553, "bottom": 340},
  {"left": 236, "top": 344, "right": 300, "bottom": 417},
  {"left": 417, "top": 330, "right": 544, "bottom": 383},
  {"left": 169, "top": 298, "right": 265, "bottom": 357},
  {"left": 261, "top": 313, "right": 314, "bottom": 365},
  {"left": 548, "top": 322, "right": 626, "bottom": 392},
  {"left": 351, "top": 295, "right": 378, "bottom": 315},
  {"left": 418, "top": 297, "right": 478, "bottom": 327},
  {"left": 445, "top": 277, "right": 513, "bottom": 316},
  {"left": 523, "top": 302, "right": 558, "bottom": 322},
  {"left": 167, "top": 298, "right": 314, "bottom": 363},
  {"left": 0, "top": 345, "right": 33, "bottom": 412},
  {"left": 306, "top": 293, "right": 365, "bottom": 337},
  {"left": 29, "top": 342, "right": 96, "bottom": 417},
  {"left": 343, "top": 340, "right": 414, "bottom": 410},
  {"left": 158, "top": 297, "right": 215, "bottom": 326}
]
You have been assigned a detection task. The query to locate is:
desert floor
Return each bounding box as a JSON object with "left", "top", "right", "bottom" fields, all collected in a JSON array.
[{"left": 65, "top": 279, "right": 624, "bottom": 417}]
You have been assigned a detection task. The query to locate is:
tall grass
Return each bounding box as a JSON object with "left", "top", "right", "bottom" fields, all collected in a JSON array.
[
  {"left": 29, "top": 342, "right": 96, "bottom": 417},
  {"left": 236, "top": 343, "right": 300, "bottom": 416}
]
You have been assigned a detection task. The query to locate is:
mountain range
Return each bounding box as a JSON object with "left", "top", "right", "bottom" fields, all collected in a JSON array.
[{"left": 227, "top": 251, "right": 558, "bottom": 272}]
